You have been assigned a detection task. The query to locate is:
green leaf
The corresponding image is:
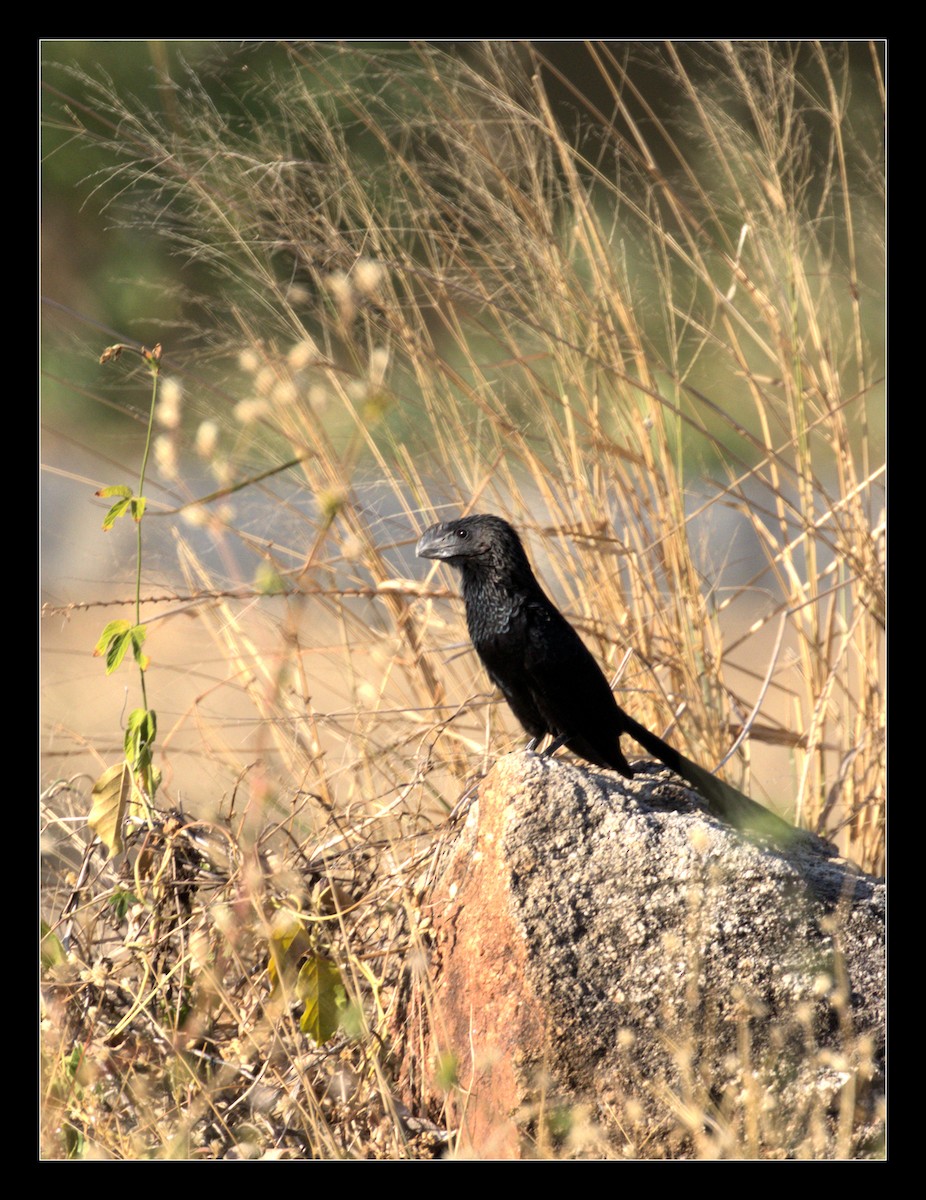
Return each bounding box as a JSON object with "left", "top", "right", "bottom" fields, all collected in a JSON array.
[
  {"left": 93, "top": 622, "right": 148, "bottom": 676},
  {"left": 297, "top": 955, "right": 348, "bottom": 1045},
  {"left": 121, "top": 708, "right": 158, "bottom": 800},
  {"left": 94, "top": 620, "right": 133, "bottom": 674},
  {"left": 125, "top": 707, "right": 157, "bottom": 769},
  {"left": 267, "top": 915, "right": 313, "bottom": 995},
  {"left": 130, "top": 626, "right": 149, "bottom": 671},
  {"left": 131, "top": 495, "right": 147, "bottom": 522},
  {"left": 101, "top": 497, "right": 133, "bottom": 531},
  {"left": 96, "top": 485, "right": 134, "bottom": 530},
  {"left": 88, "top": 762, "right": 134, "bottom": 857},
  {"left": 105, "top": 630, "right": 132, "bottom": 673},
  {"left": 65, "top": 1045, "right": 86, "bottom": 1080},
  {"left": 94, "top": 620, "right": 131, "bottom": 657},
  {"left": 41, "top": 920, "right": 67, "bottom": 970},
  {"left": 110, "top": 888, "right": 140, "bottom": 921}
]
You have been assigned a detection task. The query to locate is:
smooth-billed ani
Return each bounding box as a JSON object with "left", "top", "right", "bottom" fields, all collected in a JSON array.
[{"left": 417, "top": 513, "right": 801, "bottom": 841}]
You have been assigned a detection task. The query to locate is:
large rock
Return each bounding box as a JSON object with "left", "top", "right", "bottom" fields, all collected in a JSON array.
[{"left": 400, "top": 753, "right": 884, "bottom": 1159}]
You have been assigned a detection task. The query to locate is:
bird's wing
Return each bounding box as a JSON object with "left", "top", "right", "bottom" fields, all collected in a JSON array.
[{"left": 517, "top": 595, "right": 625, "bottom": 743}]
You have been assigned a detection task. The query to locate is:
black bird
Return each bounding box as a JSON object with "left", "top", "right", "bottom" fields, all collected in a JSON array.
[{"left": 416, "top": 513, "right": 801, "bottom": 842}]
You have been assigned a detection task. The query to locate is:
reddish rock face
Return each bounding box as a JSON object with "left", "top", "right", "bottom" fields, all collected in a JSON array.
[{"left": 396, "top": 754, "right": 884, "bottom": 1160}]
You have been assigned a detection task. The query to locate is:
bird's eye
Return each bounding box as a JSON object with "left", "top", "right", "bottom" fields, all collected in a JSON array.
[{"left": 455, "top": 527, "right": 468, "bottom": 539}]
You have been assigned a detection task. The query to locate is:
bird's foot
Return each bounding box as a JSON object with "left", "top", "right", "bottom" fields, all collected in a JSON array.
[{"left": 541, "top": 733, "right": 569, "bottom": 757}]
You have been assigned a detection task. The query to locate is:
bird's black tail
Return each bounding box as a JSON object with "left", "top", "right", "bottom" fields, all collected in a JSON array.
[{"left": 622, "top": 714, "right": 820, "bottom": 849}]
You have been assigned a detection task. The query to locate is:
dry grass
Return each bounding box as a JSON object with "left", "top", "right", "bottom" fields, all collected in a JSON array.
[{"left": 41, "top": 41, "right": 884, "bottom": 1159}]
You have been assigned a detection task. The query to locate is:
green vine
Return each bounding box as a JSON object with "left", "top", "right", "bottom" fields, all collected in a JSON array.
[{"left": 89, "top": 342, "right": 163, "bottom": 853}]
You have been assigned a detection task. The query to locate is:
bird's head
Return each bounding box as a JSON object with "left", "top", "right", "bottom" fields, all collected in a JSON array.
[{"left": 416, "top": 514, "right": 534, "bottom": 584}]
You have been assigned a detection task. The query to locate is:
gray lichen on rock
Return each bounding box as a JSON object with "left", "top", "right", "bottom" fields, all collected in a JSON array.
[{"left": 403, "top": 753, "right": 884, "bottom": 1159}]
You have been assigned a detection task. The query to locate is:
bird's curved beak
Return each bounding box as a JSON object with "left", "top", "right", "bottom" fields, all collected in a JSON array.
[{"left": 416, "top": 523, "right": 453, "bottom": 560}]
